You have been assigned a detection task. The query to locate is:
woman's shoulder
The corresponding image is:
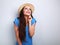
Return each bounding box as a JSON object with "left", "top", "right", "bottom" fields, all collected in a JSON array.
[
  {"left": 14, "top": 17, "right": 20, "bottom": 21},
  {"left": 32, "top": 17, "right": 36, "bottom": 22},
  {"left": 13, "top": 17, "right": 19, "bottom": 26},
  {"left": 31, "top": 17, "right": 36, "bottom": 25},
  {"left": 16, "top": 17, "right": 19, "bottom": 20}
]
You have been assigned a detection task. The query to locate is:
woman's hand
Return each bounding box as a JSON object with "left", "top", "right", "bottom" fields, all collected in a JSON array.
[
  {"left": 27, "top": 15, "right": 36, "bottom": 37},
  {"left": 28, "top": 15, "right": 32, "bottom": 23},
  {"left": 19, "top": 42, "right": 22, "bottom": 45}
]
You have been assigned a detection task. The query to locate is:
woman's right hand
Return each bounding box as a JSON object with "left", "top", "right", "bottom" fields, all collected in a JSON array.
[{"left": 19, "top": 43, "right": 22, "bottom": 45}]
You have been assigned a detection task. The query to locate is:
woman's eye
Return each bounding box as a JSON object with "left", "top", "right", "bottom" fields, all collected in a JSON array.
[
  {"left": 25, "top": 8, "right": 27, "bottom": 9},
  {"left": 29, "top": 9, "right": 31, "bottom": 10}
]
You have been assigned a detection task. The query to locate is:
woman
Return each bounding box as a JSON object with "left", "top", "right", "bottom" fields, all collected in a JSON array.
[{"left": 14, "top": 3, "right": 36, "bottom": 45}]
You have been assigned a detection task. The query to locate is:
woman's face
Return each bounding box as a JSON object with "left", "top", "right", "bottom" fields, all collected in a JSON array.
[{"left": 23, "top": 6, "right": 32, "bottom": 16}]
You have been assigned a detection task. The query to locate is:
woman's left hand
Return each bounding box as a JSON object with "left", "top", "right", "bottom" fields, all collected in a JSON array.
[{"left": 28, "top": 15, "right": 32, "bottom": 22}]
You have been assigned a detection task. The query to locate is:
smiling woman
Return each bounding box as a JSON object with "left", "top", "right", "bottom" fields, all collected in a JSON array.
[{"left": 13, "top": 3, "right": 36, "bottom": 45}]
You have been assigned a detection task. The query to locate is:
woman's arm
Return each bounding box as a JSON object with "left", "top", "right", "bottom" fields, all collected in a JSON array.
[
  {"left": 14, "top": 24, "right": 22, "bottom": 45},
  {"left": 29, "top": 19, "right": 36, "bottom": 37}
]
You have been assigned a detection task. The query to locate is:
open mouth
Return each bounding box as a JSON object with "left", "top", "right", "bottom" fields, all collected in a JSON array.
[{"left": 26, "top": 12, "right": 30, "bottom": 14}]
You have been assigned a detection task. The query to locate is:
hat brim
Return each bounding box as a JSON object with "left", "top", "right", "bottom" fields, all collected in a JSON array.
[{"left": 18, "top": 3, "right": 34, "bottom": 14}]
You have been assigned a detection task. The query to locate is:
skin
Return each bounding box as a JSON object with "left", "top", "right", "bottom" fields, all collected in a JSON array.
[{"left": 14, "top": 6, "right": 36, "bottom": 45}]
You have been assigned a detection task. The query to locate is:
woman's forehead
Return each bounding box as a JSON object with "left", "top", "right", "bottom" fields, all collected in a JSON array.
[{"left": 24, "top": 6, "right": 31, "bottom": 9}]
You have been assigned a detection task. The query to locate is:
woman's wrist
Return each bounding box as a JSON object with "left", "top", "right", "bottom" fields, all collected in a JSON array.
[{"left": 29, "top": 20, "right": 31, "bottom": 26}]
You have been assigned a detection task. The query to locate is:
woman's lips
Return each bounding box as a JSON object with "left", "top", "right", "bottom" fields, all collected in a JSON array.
[{"left": 26, "top": 12, "right": 30, "bottom": 14}]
